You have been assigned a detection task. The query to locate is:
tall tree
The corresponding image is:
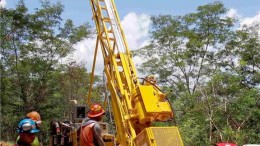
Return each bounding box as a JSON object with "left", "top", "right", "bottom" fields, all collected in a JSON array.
[
  {"left": 136, "top": 2, "right": 234, "bottom": 95},
  {"left": 134, "top": 1, "right": 260, "bottom": 145},
  {"left": 0, "top": 0, "right": 92, "bottom": 142},
  {"left": 56, "top": 61, "right": 104, "bottom": 120}
]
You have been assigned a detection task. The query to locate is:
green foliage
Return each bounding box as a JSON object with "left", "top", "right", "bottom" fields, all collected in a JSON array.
[
  {"left": 135, "top": 1, "right": 260, "bottom": 145},
  {"left": 1, "top": 0, "right": 259, "bottom": 145},
  {"left": 135, "top": 1, "right": 236, "bottom": 96},
  {"left": 0, "top": 0, "right": 97, "bottom": 144}
]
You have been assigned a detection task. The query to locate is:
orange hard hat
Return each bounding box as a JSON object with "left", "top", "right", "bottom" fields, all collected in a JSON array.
[
  {"left": 27, "top": 111, "right": 41, "bottom": 121},
  {"left": 87, "top": 104, "right": 105, "bottom": 118}
]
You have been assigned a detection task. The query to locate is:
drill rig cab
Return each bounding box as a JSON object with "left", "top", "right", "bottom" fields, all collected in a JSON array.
[
  {"left": 49, "top": 104, "right": 113, "bottom": 146},
  {"left": 48, "top": 105, "right": 88, "bottom": 146}
]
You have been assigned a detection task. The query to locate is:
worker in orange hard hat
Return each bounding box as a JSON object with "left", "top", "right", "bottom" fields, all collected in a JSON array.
[
  {"left": 27, "top": 111, "right": 41, "bottom": 121},
  {"left": 27, "top": 111, "right": 42, "bottom": 146},
  {"left": 26, "top": 111, "right": 42, "bottom": 128},
  {"left": 80, "top": 103, "right": 105, "bottom": 146},
  {"left": 16, "top": 111, "right": 42, "bottom": 146}
]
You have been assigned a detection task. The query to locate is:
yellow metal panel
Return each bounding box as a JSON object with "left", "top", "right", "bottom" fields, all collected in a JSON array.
[
  {"left": 134, "top": 127, "right": 184, "bottom": 146},
  {"left": 151, "top": 127, "right": 184, "bottom": 146},
  {"left": 135, "top": 97, "right": 149, "bottom": 123},
  {"left": 157, "top": 102, "right": 172, "bottom": 112},
  {"left": 139, "top": 85, "right": 173, "bottom": 114},
  {"left": 135, "top": 85, "right": 174, "bottom": 123},
  {"left": 139, "top": 85, "right": 161, "bottom": 112}
]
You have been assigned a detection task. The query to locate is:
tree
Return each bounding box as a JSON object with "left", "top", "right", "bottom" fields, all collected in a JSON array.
[
  {"left": 0, "top": 0, "right": 92, "bottom": 142},
  {"left": 134, "top": 1, "right": 260, "bottom": 145},
  {"left": 57, "top": 61, "right": 104, "bottom": 120},
  {"left": 136, "top": 2, "right": 234, "bottom": 96}
]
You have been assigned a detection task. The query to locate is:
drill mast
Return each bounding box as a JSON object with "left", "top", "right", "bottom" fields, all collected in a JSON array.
[{"left": 88, "top": 0, "right": 184, "bottom": 145}]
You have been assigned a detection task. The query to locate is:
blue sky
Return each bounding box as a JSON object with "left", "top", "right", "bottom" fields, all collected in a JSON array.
[
  {"left": 1, "top": 0, "right": 260, "bottom": 74},
  {"left": 4, "top": 0, "right": 260, "bottom": 26}
]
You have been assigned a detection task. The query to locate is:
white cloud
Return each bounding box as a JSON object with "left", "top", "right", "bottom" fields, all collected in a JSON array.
[
  {"left": 239, "top": 11, "right": 260, "bottom": 37},
  {"left": 226, "top": 8, "right": 240, "bottom": 19},
  {"left": 69, "top": 12, "right": 151, "bottom": 75},
  {"left": 0, "top": 0, "right": 7, "bottom": 8},
  {"left": 226, "top": 9, "right": 260, "bottom": 36},
  {"left": 240, "top": 11, "right": 260, "bottom": 27},
  {"left": 225, "top": 9, "right": 260, "bottom": 33},
  {"left": 64, "top": 36, "right": 104, "bottom": 74},
  {"left": 121, "top": 12, "right": 151, "bottom": 50}
]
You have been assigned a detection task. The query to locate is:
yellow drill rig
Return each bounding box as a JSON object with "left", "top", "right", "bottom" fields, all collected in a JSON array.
[{"left": 87, "top": 0, "right": 184, "bottom": 146}]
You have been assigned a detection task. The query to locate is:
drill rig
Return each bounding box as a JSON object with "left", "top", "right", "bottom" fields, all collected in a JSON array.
[{"left": 87, "top": 0, "right": 184, "bottom": 145}]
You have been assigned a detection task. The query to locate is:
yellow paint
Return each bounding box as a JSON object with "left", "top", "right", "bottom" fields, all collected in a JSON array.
[{"left": 87, "top": 0, "right": 184, "bottom": 145}]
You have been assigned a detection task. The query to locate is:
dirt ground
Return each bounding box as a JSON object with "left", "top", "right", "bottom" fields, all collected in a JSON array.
[{"left": 0, "top": 141, "right": 13, "bottom": 146}]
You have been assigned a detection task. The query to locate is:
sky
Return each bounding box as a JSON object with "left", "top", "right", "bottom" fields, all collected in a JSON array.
[{"left": 1, "top": 0, "right": 260, "bottom": 75}]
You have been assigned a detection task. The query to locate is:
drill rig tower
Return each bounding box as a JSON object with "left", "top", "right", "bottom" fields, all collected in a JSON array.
[{"left": 87, "top": 0, "right": 184, "bottom": 145}]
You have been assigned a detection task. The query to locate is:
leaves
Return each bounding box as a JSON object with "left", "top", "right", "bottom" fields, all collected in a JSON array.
[
  {"left": 135, "top": 1, "right": 260, "bottom": 145},
  {"left": 0, "top": 1, "right": 97, "bottom": 144},
  {"left": 1, "top": 1, "right": 259, "bottom": 145}
]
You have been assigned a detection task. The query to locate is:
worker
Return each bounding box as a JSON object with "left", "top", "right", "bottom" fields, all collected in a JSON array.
[
  {"left": 80, "top": 103, "right": 105, "bottom": 146},
  {"left": 27, "top": 111, "right": 42, "bottom": 146},
  {"left": 26, "top": 111, "right": 42, "bottom": 129},
  {"left": 15, "top": 118, "right": 40, "bottom": 146},
  {"left": 17, "top": 111, "right": 42, "bottom": 146}
]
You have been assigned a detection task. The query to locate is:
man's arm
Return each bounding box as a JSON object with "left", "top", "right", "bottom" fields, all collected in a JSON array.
[{"left": 93, "top": 124, "right": 105, "bottom": 146}]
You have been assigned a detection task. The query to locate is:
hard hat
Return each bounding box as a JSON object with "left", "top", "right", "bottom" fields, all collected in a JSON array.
[
  {"left": 27, "top": 111, "right": 42, "bottom": 128},
  {"left": 17, "top": 119, "right": 40, "bottom": 134},
  {"left": 87, "top": 104, "right": 105, "bottom": 118},
  {"left": 27, "top": 111, "right": 41, "bottom": 121},
  {"left": 216, "top": 143, "right": 237, "bottom": 146}
]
